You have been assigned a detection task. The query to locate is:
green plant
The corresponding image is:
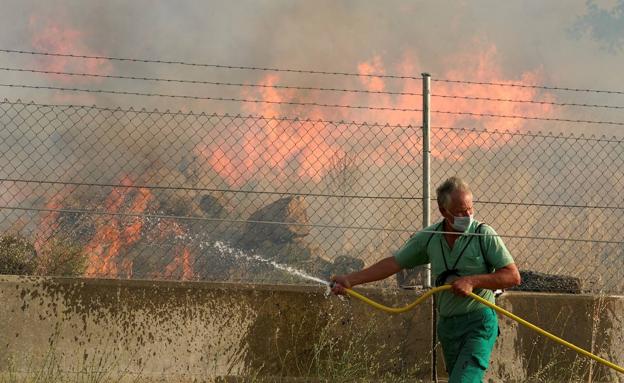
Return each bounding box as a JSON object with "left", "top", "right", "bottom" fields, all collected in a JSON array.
[
  {"left": 0, "top": 234, "right": 36, "bottom": 275},
  {"left": 34, "top": 237, "right": 87, "bottom": 277}
]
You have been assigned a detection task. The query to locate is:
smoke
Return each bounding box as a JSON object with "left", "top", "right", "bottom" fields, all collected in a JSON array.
[
  {"left": 0, "top": 1, "right": 623, "bottom": 290},
  {"left": 1, "top": 1, "right": 622, "bottom": 191},
  {"left": 0, "top": 2, "right": 620, "bottom": 128},
  {"left": 1, "top": 1, "right": 620, "bottom": 198},
  {"left": 570, "top": 0, "right": 624, "bottom": 53},
  {"left": 28, "top": 15, "right": 113, "bottom": 81},
  {"left": 190, "top": 44, "right": 556, "bottom": 185}
]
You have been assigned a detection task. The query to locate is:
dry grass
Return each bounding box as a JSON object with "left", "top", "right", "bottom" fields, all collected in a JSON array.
[{"left": 521, "top": 291, "right": 615, "bottom": 383}]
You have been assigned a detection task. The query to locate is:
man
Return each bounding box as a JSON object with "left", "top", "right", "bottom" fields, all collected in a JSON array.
[{"left": 331, "top": 177, "right": 521, "bottom": 382}]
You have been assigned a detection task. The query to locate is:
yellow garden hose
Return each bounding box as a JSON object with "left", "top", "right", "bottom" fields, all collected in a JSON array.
[{"left": 343, "top": 285, "right": 624, "bottom": 374}]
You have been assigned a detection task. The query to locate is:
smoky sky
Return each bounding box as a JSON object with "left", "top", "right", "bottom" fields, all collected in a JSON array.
[
  {"left": 2, "top": 1, "right": 624, "bottom": 284},
  {"left": 0, "top": 0, "right": 623, "bottom": 134},
  {"left": 570, "top": 0, "right": 624, "bottom": 53}
]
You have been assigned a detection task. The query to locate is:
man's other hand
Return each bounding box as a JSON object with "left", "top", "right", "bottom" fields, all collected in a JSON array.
[{"left": 451, "top": 276, "right": 475, "bottom": 297}]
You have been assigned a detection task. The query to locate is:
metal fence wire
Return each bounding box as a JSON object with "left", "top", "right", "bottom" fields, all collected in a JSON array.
[{"left": 0, "top": 99, "right": 623, "bottom": 293}]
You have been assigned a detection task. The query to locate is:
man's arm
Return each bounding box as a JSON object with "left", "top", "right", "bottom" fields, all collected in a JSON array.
[
  {"left": 451, "top": 263, "right": 521, "bottom": 297},
  {"left": 330, "top": 256, "right": 403, "bottom": 295}
]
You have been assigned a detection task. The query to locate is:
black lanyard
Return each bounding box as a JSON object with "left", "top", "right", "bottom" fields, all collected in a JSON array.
[{"left": 439, "top": 221, "right": 476, "bottom": 272}]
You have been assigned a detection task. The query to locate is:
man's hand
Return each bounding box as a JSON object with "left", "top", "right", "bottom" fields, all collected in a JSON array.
[
  {"left": 328, "top": 256, "right": 403, "bottom": 296},
  {"left": 330, "top": 275, "right": 351, "bottom": 295},
  {"left": 449, "top": 264, "right": 521, "bottom": 297},
  {"left": 451, "top": 276, "right": 475, "bottom": 297}
]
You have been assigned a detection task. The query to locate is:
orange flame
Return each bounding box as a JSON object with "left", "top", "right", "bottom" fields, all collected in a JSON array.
[
  {"left": 28, "top": 15, "right": 112, "bottom": 90},
  {"left": 124, "top": 187, "right": 152, "bottom": 244},
  {"left": 197, "top": 43, "right": 555, "bottom": 185},
  {"left": 85, "top": 177, "right": 152, "bottom": 278},
  {"left": 196, "top": 77, "right": 344, "bottom": 186},
  {"left": 84, "top": 224, "right": 121, "bottom": 277},
  {"left": 34, "top": 188, "right": 68, "bottom": 254},
  {"left": 163, "top": 246, "right": 194, "bottom": 281}
]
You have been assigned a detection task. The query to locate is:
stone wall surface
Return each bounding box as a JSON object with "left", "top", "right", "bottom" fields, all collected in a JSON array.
[{"left": 0, "top": 276, "right": 623, "bottom": 382}]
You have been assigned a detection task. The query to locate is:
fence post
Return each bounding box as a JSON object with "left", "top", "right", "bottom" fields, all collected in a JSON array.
[
  {"left": 422, "top": 72, "right": 438, "bottom": 383},
  {"left": 422, "top": 72, "right": 431, "bottom": 288}
]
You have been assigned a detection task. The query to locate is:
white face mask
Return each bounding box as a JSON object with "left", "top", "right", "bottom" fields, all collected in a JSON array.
[{"left": 450, "top": 214, "right": 473, "bottom": 232}]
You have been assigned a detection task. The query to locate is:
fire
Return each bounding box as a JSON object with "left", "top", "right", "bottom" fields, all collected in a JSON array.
[
  {"left": 197, "top": 43, "right": 555, "bottom": 186},
  {"left": 30, "top": 40, "right": 556, "bottom": 282},
  {"left": 84, "top": 177, "right": 152, "bottom": 278},
  {"left": 36, "top": 174, "right": 197, "bottom": 280},
  {"left": 197, "top": 75, "right": 345, "bottom": 186},
  {"left": 84, "top": 224, "right": 121, "bottom": 277},
  {"left": 34, "top": 188, "right": 68, "bottom": 254},
  {"left": 79, "top": 176, "right": 197, "bottom": 280},
  {"left": 357, "top": 56, "right": 386, "bottom": 92},
  {"left": 28, "top": 15, "right": 112, "bottom": 86},
  {"left": 163, "top": 246, "right": 194, "bottom": 281},
  {"left": 124, "top": 187, "right": 152, "bottom": 244},
  {"left": 148, "top": 218, "right": 195, "bottom": 280}
]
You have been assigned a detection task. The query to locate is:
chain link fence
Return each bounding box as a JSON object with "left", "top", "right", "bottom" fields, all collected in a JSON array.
[
  {"left": 1, "top": 99, "right": 623, "bottom": 293},
  {"left": 431, "top": 127, "right": 624, "bottom": 293}
]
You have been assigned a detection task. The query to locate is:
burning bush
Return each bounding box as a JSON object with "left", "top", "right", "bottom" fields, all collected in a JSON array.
[{"left": 0, "top": 234, "right": 36, "bottom": 275}]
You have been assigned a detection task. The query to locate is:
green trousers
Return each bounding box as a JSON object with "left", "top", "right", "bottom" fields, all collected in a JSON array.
[{"left": 438, "top": 307, "right": 498, "bottom": 383}]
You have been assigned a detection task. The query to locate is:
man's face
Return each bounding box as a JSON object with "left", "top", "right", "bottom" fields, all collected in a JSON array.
[{"left": 440, "top": 190, "right": 473, "bottom": 224}]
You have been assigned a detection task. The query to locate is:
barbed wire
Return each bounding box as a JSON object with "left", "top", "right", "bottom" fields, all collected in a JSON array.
[
  {"left": 4, "top": 67, "right": 624, "bottom": 111},
  {"left": 434, "top": 78, "right": 624, "bottom": 96},
  {"left": 431, "top": 109, "right": 624, "bottom": 126},
  {"left": 431, "top": 93, "right": 624, "bottom": 110},
  {"left": 2, "top": 83, "right": 623, "bottom": 125},
  {"left": 2, "top": 205, "right": 623, "bottom": 245},
  {"left": 0, "top": 66, "right": 424, "bottom": 97},
  {"left": 0, "top": 178, "right": 418, "bottom": 201},
  {"left": 0, "top": 48, "right": 420, "bottom": 80},
  {"left": 2, "top": 48, "right": 624, "bottom": 96},
  {"left": 0, "top": 83, "right": 423, "bottom": 113}
]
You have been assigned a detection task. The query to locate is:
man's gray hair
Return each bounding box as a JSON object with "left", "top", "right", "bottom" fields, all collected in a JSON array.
[{"left": 436, "top": 177, "right": 471, "bottom": 209}]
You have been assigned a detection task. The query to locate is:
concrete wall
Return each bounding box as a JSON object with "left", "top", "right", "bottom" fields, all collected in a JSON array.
[
  {"left": 488, "top": 293, "right": 624, "bottom": 383},
  {"left": 0, "top": 276, "right": 622, "bottom": 382},
  {"left": 0, "top": 276, "right": 431, "bottom": 382}
]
